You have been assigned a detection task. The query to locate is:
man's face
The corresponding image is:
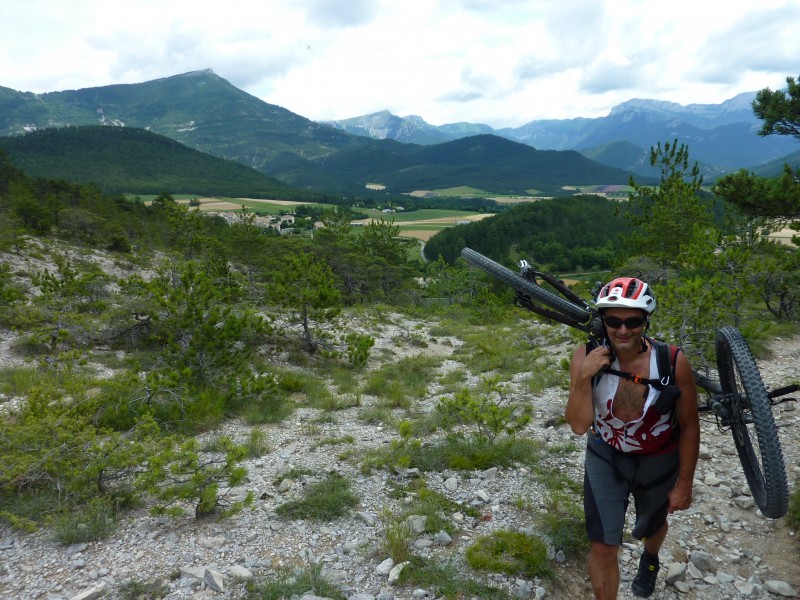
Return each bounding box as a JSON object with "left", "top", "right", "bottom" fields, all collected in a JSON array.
[{"left": 603, "top": 307, "right": 647, "bottom": 353}]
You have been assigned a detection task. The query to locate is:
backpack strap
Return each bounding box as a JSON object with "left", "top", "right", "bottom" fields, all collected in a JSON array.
[
  {"left": 653, "top": 339, "right": 680, "bottom": 388},
  {"left": 588, "top": 336, "right": 680, "bottom": 390},
  {"left": 587, "top": 337, "right": 683, "bottom": 420}
]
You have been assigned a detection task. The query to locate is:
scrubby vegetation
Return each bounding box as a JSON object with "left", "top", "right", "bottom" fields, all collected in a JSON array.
[{"left": 1, "top": 91, "right": 800, "bottom": 595}]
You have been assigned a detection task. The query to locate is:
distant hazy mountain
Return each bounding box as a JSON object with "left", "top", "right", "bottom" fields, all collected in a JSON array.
[
  {"left": 326, "top": 94, "right": 798, "bottom": 178},
  {"left": 0, "top": 70, "right": 641, "bottom": 195},
  {"left": 752, "top": 149, "right": 800, "bottom": 178},
  {"left": 324, "top": 111, "right": 494, "bottom": 145}
]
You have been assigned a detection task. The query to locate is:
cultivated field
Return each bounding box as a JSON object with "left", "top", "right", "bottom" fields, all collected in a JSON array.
[{"left": 352, "top": 211, "right": 494, "bottom": 241}]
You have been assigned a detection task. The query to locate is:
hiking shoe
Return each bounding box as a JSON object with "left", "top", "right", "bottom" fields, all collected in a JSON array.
[{"left": 631, "top": 552, "right": 660, "bottom": 597}]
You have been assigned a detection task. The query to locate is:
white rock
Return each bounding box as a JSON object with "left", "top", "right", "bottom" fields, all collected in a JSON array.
[
  {"left": 388, "top": 561, "right": 409, "bottom": 585},
  {"left": 204, "top": 568, "right": 225, "bottom": 593},
  {"left": 69, "top": 583, "right": 108, "bottom": 600},
  {"left": 376, "top": 558, "right": 395, "bottom": 576},
  {"left": 665, "top": 562, "right": 687, "bottom": 585},
  {"left": 764, "top": 580, "right": 798, "bottom": 597}
]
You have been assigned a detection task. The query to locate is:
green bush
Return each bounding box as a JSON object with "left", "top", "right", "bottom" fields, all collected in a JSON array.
[
  {"left": 245, "top": 564, "right": 346, "bottom": 600},
  {"left": 51, "top": 497, "right": 118, "bottom": 544},
  {"left": 245, "top": 428, "right": 271, "bottom": 457},
  {"left": 364, "top": 355, "right": 441, "bottom": 407},
  {"left": 275, "top": 474, "right": 358, "bottom": 521},
  {"left": 345, "top": 332, "right": 375, "bottom": 366},
  {"left": 436, "top": 376, "right": 531, "bottom": 442},
  {"left": 788, "top": 483, "right": 800, "bottom": 529},
  {"left": 398, "top": 480, "right": 479, "bottom": 534},
  {"left": 118, "top": 579, "right": 169, "bottom": 600},
  {"left": 535, "top": 490, "right": 588, "bottom": 557},
  {"left": 134, "top": 432, "right": 253, "bottom": 519},
  {"left": 397, "top": 556, "right": 511, "bottom": 600},
  {"left": 466, "top": 530, "right": 552, "bottom": 579},
  {"left": 378, "top": 511, "right": 413, "bottom": 563}
]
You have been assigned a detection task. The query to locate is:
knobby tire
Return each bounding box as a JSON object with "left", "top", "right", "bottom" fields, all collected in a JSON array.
[
  {"left": 461, "top": 248, "right": 590, "bottom": 325},
  {"left": 715, "top": 326, "right": 788, "bottom": 518}
]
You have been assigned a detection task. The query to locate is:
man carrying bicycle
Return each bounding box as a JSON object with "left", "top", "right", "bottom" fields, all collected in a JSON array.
[{"left": 566, "top": 277, "right": 700, "bottom": 599}]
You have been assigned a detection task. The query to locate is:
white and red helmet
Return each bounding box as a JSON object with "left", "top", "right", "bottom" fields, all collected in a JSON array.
[{"left": 595, "top": 277, "right": 656, "bottom": 314}]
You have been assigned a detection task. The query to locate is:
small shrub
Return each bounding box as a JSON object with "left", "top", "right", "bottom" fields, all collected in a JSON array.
[
  {"left": 311, "top": 435, "right": 355, "bottom": 449},
  {"left": 525, "top": 361, "right": 567, "bottom": 394},
  {"left": 272, "top": 467, "right": 314, "bottom": 484},
  {"left": 535, "top": 490, "right": 588, "bottom": 557},
  {"left": 398, "top": 556, "right": 511, "bottom": 600},
  {"left": 436, "top": 376, "right": 531, "bottom": 442},
  {"left": 245, "top": 427, "right": 270, "bottom": 457},
  {"left": 136, "top": 434, "right": 253, "bottom": 519},
  {"left": 466, "top": 530, "right": 552, "bottom": 579},
  {"left": 345, "top": 332, "right": 375, "bottom": 366},
  {"left": 275, "top": 474, "right": 358, "bottom": 521},
  {"left": 276, "top": 370, "right": 306, "bottom": 393},
  {"left": 788, "top": 483, "right": 800, "bottom": 529},
  {"left": 51, "top": 497, "right": 117, "bottom": 544},
  {"left": 400, "top": 480, "right": 479, "bottom": 533},
  {"left": 0, "top": 366, "right": 42, "bottom": 396},
  {"left": 118, "top": 578, "right": 169, "bottom": 600},
  {"left": 244, "top": 564, "right": 346, "bottom": 600},
  {"left": 378, "top": 511, "right": 413, "bottom": 563}
]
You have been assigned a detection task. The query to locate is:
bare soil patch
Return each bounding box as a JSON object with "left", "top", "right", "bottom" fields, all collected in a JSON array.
[
  {"left": 352, "top": 214, "right": 494, "bottom": 227},
  {"left": 193, "top": 200, "right": 243, "bottom": 210},
  {"left": 233, "top": 198, "right": 314, "bottom": 206},
  {"left": 397, "top": 229, "right": 439, "bottom": 241}
]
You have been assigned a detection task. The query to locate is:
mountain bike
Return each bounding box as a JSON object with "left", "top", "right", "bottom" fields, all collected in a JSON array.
[{"left": 461, "top": 247, "right": 798, "bottom": 518}]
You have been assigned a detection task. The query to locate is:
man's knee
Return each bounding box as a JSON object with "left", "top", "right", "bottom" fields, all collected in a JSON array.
[{"left": 590, "top": 541, "right": 619, "bottom": 564}]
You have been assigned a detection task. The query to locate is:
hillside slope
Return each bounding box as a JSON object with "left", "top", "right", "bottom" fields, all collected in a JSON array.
[{"left": 0, "top": 125, "right": 319, "bottom": 198}]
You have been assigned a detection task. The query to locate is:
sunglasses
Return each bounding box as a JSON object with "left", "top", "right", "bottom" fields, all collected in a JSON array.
[{"left": 603, "top": 315, "right": 647, "bottom": 330}]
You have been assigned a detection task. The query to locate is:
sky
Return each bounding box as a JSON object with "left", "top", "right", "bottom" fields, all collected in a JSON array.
[{"left": 1, "top": 0, "right": 798, "bottom": 129}]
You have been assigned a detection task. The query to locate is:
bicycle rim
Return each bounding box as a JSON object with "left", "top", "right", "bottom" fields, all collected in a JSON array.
[
  {"left": 715, "top": 326, "right": 788, "bottom": 518},
  {"left": 461, "top": 248, "right": 590, "bottom": 325}
]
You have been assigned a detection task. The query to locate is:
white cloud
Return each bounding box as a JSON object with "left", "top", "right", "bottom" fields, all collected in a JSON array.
[{"left": 0, "top": 0, "right": 798, "bottom": 128}]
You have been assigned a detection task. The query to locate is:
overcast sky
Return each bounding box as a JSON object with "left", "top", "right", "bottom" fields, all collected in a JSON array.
[{"left": 1, "top": 0, "right": 798, "bottom": 128}]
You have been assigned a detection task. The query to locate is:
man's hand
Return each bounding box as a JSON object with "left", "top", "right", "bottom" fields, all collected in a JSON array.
[
  {"left": 667, "top": 478, "right": 693, "bottom": 513},
  {"left": 579, "top": 346, "right": 612, "bottom": 380}
]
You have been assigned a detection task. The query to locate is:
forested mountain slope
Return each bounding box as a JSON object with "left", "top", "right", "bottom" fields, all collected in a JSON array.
[{"left": 0, "top": 126, "right": 321, "bottom": 199}]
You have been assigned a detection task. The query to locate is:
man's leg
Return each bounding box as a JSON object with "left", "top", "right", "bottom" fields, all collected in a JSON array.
[
  {"left": 588, "top": 541, "right": 620, "bottom": 600},
  {"left": 643, "top": 521, "right": 668, "bottom": 556},
  {"left": 630, "top": 450, "right": 679, "bottom": 597},
  {"left": 632, "top": 513, "right": 670, "bottom": 597}
]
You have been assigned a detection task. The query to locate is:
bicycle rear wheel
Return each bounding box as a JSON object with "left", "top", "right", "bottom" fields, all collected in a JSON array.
[
  {"left": 715, "top": 326, "right": 788, "bottom": 518},
  {"left": 461, "top": 248, "right": 591, "bottom": 325}
]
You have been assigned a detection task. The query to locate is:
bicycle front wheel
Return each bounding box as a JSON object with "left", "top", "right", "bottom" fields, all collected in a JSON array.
[
  {"left": 461, "top": 248, "right": 591, "bottom": 325},
  {"left": 716, "top": 326, "right": 788, "bottom": 518}
]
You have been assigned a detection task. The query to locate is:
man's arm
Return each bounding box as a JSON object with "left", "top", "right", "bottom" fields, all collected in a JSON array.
[
  {"left": 668, "top": 351, "right": 700, "bottom": 513},
  {"left": 566, "top": 344, "right": 611, "bottom": 435}
]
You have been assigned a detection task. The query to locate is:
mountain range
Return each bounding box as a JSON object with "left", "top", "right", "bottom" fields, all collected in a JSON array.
[
  {"left": 0, "top": 69, "right": 797, "bottom": 197},
  {"left": 324, "top": 95, "right": 800, "bottom": 179}
]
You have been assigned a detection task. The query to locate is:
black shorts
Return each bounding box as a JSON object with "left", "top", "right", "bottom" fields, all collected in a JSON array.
[{"left": 583, "top": 433, "right": 679, "bottom": 545}]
